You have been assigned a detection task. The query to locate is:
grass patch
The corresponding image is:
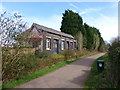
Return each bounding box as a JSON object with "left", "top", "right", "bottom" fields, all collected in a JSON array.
[
  {"left": 2, "top": 51, "right": 99, "bottom": 88},
  {"left": 52, "top": 54, "right": 64, "bottom": 58},
  {"left": 84, "top": 54, "right": 108, "bottom": 88}
]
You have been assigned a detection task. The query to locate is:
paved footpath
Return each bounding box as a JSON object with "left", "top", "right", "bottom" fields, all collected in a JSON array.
[{"left": 15, "top": 53, "right": 105, "bottom": 88}]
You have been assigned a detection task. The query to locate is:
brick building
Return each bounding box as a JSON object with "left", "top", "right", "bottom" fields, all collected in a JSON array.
[{"left": 26, "top": 23, "right": 77, "bottom": 54}]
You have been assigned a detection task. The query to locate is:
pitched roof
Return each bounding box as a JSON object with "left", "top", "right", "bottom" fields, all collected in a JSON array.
[{"left": 32, "top": 23, "right": 74, "bottom": 39}]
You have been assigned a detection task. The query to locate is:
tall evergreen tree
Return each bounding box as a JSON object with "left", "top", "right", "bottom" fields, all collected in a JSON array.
[
  {"left": 61, "top": 9, "right": 105, "bottom": 51},
  {"left": 81, "top": 27, "right": 87, "bottom": 48},
  {"left": 84, "top": 23, "right": 94, "bottom": 49},
  {"left": 60, "top": 9, "right": 83, "bottom": 37}
]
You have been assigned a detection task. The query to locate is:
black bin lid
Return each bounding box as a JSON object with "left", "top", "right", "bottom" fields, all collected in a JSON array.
[{"left": 96, "top": 60, "right": 104, "bottom": 62}]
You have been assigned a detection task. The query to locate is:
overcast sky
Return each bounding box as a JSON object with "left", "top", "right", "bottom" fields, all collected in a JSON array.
[{"left": 0, "top": 2, "right": 118, "bottom": 43}]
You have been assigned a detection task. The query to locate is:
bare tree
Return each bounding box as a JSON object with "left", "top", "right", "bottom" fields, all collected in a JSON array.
[
  {"left": 0, "top": 12, "right": 27, "bottom": 47},
  {"left": 0, "top": 11, "right": 29, "bottom": 83}
]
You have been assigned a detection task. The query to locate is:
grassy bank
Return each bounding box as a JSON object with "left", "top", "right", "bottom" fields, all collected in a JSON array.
[
  {"left": 84, "top": 54, "right": 108, "bottom": 88},
  {"left": 2, "top": 51, "right": 99, "bottom": 88}
]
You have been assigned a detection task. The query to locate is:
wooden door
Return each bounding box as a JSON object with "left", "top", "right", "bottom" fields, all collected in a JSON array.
[{"left": 53, "top": 39, "right": 59, "bottom": 54}]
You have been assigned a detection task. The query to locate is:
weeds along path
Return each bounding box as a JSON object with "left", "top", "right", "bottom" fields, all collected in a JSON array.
[{"left": 15, "top": 53, "right": 105, "bottom": 88}]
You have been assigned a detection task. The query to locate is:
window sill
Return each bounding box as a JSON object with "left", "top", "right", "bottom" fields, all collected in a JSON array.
[{"left": 46, "top": 48, "right": 51, "bottom": 50}]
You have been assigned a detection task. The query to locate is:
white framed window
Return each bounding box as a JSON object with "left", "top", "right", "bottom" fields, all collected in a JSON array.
[
  {"left": 61, "top": 41, "right": 65, "bottom": 50},
  {"left": 46, "top": 38, "right": 51, "bottom": 50}
]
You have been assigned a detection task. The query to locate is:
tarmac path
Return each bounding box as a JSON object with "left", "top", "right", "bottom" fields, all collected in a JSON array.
[{"left": 15, "top": 53, "right": 105, "bottom": 88}]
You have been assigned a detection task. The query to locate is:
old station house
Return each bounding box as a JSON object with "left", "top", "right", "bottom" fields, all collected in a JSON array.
[{"left": 26, "top": 23, "right": 77, "bottom": 54}]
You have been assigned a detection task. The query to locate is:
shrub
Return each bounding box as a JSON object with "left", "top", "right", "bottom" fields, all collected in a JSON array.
[
  {"left": 75, "top": 49, "right": 94, "bottom": 58},
  {"left": 2, "top": 49, "right": 64, "bottom": 84},
  {"left": 64, "top": 48, "right": 75, "bottom": 60},
  {"left": 106, "top": 37, "right": 120, "bottom": 88},
  {"left": 35, "top": 51, "right": 50, "bottom": 58},
  {"left": 2, "top": 50, "right": 39, "bottom": 83}
]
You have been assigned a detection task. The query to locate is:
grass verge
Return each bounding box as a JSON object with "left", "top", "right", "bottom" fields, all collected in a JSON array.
[
  {"left": 2, "top": 51, "right": 100, "bottom": 88},
  {"left": 84, "top": 54, "right": 108, "bottom": 88}
]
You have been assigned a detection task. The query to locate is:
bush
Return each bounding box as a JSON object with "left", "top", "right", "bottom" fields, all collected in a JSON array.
[
  {"left": 2, "top": 50, "right": 39, "bottom": 83},
  {"left": 64, "top": 48, "right": 75, "bottom": 60},
  {"left": 35, "top": 51, "right": 50, "bottom": 58},
  {"left": 106, "top": 37, "right": 120, "bottom": 88},
  {"left": 75, "top": 49, "right": 90, "bottom": 58},
  {"left": 2, "top": 48, "right": 64, "bottom": 84}
]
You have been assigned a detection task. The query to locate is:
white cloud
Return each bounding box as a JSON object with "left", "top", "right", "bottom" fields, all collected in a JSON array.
[
  {"left": 69, "top": 3, "right": 102, "bottom": 16},
  {"left": 79, "top": 8, "right": 102, "bottom": 15},
  {"left": 24, "top": 14, "right": 62, "bottom": 31},
  {"left": 69, "top": 3, "right": 79, "bottom": 10}
]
